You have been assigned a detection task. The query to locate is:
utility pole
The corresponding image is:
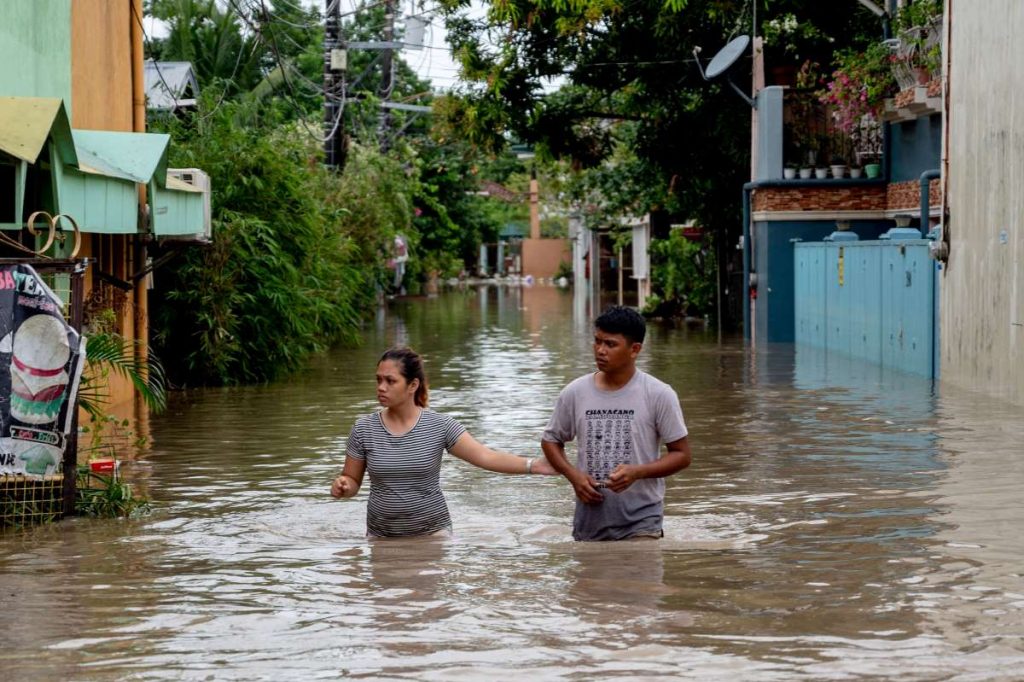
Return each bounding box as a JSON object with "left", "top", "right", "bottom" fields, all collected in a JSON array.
[
  {"left": 378, "top": 0, "right": 396, "bottom": 151},
  {"left": 324, "top": 0, "right": 346, "bottom": 170}
]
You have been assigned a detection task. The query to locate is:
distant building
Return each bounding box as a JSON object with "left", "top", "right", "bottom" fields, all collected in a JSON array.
[
  {"left": 742, "top": 0, "right": 942, "bottom": 376},
  {"left": 742, "top": 0, "right": 1024, "bottom": 404},
  {"left": 144, "top": 60, "right": 200, "bottom": 111}
]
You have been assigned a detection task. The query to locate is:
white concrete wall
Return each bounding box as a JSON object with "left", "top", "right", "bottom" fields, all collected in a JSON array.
[{"left": 943, "top": 0, "right": 1024, "bottom": 405}]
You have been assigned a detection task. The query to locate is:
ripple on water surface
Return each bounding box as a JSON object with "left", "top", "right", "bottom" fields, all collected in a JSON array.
[{"left": 3, "top": 287, "right": 1024, "bottom": 679}]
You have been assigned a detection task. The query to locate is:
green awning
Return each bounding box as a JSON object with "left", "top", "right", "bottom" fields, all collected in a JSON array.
[
  {"left": 0, "top": 97, "right": 76, "bottom": 229},
  {"left": 51, "top": 130, "right": 173, "bottom": 234},
  {"left": 1, "top": 97, "right": 207, "bottom": 236},
  {"left": 72, "top": 129, "right": 169, "bottom": 185}
]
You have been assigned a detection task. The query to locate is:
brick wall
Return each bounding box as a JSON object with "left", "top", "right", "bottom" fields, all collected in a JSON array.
[
  {"left": 887, "top": 179, "right": 942, "bottom": 212},
  {"left": 752, "top": 186, "right": 886, "bottom": 212},
  {"left": 753, "top": 180, "right": 941, "bottom": 214}
]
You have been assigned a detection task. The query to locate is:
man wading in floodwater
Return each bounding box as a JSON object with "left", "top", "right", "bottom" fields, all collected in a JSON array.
[{"left": 541, "top": 306, "right": 691, "bottom": 541}]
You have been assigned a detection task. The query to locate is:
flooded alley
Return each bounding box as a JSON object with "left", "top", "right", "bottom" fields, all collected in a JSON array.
[{"left": 2, "top": 286, "right": 1024, "bottom": 680}]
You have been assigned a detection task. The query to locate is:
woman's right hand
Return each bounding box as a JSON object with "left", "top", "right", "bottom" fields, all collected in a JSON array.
[{"left": 331, "top": 475, "right": 355, "bottom": 498}]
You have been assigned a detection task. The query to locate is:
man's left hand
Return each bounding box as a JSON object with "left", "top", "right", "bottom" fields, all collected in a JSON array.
[{"left": 606, "top": 464, "right": 641, "bottom": 492}]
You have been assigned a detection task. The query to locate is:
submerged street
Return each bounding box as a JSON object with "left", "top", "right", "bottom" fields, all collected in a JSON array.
[{"left": 3, "top": 285, "right": 1024, "bottom": 679}]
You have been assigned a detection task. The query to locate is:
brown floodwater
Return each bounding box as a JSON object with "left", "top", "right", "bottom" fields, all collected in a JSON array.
[{"left": 2, "top": 285, "right": 1024, "bottom": 680}]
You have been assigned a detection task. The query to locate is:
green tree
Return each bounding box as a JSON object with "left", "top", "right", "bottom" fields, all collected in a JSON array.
[
  {"left": 150, "top": 95, "right": 398, "bottom": 385},
  {"left": 146, "top": 0, "right": 264, "bottom": 94},
  {"left": 436, "top": 0, "right": 879, "bottom": 324}
]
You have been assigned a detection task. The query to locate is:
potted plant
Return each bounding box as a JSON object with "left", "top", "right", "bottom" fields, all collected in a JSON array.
[
  {"left": 849, "top": 164, "right": 863, "bottom": 179},
  {"left": 889, "top": 0, "right": 943, "bottom": 88},
  {"left": 784, "top": 163, "right": 798, "bottom": 180},
  {"left": 820, "top": 45, "right": 896, "bottom": 126},
  {"left": 864, "top": 162, "right": 882, "bottom": 179}
]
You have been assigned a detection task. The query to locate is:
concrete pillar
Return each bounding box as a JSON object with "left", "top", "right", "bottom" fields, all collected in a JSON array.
[{"left": 529, "top": 174, "right": 540, "bottom": 240}]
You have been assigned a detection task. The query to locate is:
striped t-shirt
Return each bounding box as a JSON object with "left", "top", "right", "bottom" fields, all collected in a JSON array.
[{"left": 346, "top": 409, "right": 467, "bottom": 537}]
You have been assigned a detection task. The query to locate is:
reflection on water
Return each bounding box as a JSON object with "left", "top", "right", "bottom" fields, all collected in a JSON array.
[{"left": 2, "top": 283, "right": 1024, "bottom": 679}]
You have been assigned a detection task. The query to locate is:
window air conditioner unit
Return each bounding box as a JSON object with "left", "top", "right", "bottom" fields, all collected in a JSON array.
[{"left": 164, "top": 168, "right": 212, "bottom": 242}]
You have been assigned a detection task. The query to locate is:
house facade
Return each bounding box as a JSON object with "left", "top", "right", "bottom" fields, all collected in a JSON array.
[
  {"left": 0, "top": 1, "right": 207, "bottom": 421},
  {"left": 745, "top": 0, "right": 1022, "bottom": 404}
]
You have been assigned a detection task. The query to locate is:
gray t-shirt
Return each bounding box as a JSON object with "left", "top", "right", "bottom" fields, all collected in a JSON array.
[
  {"left": 542, "top": 370, "right": 688, "bottom": 541},
  {"left": 347, "top": 410, "right": 466, "bottom": 537}
]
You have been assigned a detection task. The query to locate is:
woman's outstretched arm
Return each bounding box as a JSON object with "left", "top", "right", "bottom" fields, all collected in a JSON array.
[
  {"left": 448, "top": 432, "right": 556, "bottom": 475},
  {"left": 331, "top": 456, "right": 367, "bottom": 498}
]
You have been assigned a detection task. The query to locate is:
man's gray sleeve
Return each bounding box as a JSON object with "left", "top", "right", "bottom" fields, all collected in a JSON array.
[
  {"left": 655, "top": 386, "right": 688, "bottom": 443},
  {"left": 542, "top": 387, "right": 575, "bottom": 444}
]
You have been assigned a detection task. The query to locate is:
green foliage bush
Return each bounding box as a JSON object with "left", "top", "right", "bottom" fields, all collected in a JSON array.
[
  {"left": 645, "top": 230, "right": 715, "bottom": 319},
  {"left": 76, "top": 468, "right": 150, "bottom": 519},
  {"left": 151, "top": 98, "right": 407, "bottom": 385}
]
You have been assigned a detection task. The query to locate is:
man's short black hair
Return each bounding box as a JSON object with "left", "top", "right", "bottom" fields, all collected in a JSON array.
[{"left": 594, "top": 305, "right": 646, "bottom": 344}]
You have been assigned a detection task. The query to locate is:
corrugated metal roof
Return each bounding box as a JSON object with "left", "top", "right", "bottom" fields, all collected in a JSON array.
[
  {"left": 144, "top": 60, "right": 199, "bottom": 110},
  {"left": 0, "top": 97, "right": 76, "bottom": 165},
  {"left": 72, "top": 129, "right": 170, "bottom": 185}
]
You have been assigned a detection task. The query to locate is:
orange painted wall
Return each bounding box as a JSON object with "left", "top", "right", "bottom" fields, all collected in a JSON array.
[
  {"left": 521, "top": 238, "right": 571, "bottom": 279},
  {"left": 70, "top": 0, "right": 145, "bottom": 415},
  {"left": 71, "top": 0, "right": 134, "bottom": 132}
]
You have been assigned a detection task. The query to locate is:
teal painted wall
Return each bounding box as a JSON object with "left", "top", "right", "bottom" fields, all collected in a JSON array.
[
  {"left": 753, "top": 220, "right": 891, "bottom": 344},
  {"left": 151, "top": 184, "right": 205, "bottom": 237},
  {"left": 60, "top": 169, "right": 138, "bottom": 233},
  {"left": 0, "top": 1, "right": 73, "bottom": 111},
  {"left": 890, "top": 114, "right": 942, "bottom": 182}
]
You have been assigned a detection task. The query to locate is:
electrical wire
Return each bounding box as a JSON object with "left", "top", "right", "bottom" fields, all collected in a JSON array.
[
  {"left": 259, "top": 0, "right": 349, "bottom": 142},
  {"left": 152, "top": 0, "right": 449, "bottom": 143}
]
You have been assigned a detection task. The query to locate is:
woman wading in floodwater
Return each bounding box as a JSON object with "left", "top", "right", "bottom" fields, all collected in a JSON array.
[{"left": 331, "top": 347, "right": 555, "bottom": 537}]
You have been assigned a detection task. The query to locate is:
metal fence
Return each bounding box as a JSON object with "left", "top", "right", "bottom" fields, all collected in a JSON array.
[
  {"left": 784, "top": 89, "right": 884, "bottom": 171},
  {"left": 794, "top": 240, "right": 936, "bottom": 378}
]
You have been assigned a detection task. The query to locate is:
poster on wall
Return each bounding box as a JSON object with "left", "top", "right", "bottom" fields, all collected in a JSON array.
[{"left": 0, "top": 265, "right": 85, "bottom": 479}]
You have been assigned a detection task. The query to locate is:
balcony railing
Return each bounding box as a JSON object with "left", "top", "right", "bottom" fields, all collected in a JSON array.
[{"left": 782, "top": 88, "right": 883, "bottom": 179}]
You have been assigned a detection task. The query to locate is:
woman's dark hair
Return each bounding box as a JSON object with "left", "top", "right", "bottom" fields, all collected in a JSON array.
[
  {"left": 594, "top": 305, "right": 646, "bottom": 344},
  {"left": 379, "top": 347, "right": 429, "bottom": 407}
]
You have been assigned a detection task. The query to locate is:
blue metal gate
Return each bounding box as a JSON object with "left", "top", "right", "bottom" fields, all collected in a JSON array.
[{"left": 794, "top": 239, "right": 937, "bottom": 377}]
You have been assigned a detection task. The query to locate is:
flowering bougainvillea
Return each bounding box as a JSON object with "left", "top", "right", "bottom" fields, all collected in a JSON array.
[
  {"left": 817, "top": 44, "right": 895, "bottom": 133},
  {"left": 814, "top": 43, "right": 896, "bottom": 163}
]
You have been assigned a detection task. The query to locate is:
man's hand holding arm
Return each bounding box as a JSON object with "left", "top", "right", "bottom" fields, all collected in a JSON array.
[
  {"left": 542, "top": 440, "right": 604, "bottom": 504},
  {"left": 606, "top": 436, "right": 691, "bottom": 493}
]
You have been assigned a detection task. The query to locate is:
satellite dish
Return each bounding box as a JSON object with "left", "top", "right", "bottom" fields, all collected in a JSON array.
[
  {"left": 706, "top": 35, "right": 750, "bottom": 80},
  {"left": 693, "top": 34, "right": 756, "bottom": 108}
]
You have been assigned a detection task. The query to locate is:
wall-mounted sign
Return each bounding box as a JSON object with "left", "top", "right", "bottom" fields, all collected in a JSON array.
[{"left": 0, "top": 265, "right": 84, "bottom": 479}]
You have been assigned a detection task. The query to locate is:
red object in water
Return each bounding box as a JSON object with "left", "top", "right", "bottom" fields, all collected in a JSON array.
[{"left": 90, "top": 458, "right": 117, "bottom": 473}]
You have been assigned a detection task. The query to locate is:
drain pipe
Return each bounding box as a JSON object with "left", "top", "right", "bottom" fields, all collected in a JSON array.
[
  {"left": 920, "top": 169, "right": 941, "bottom": 236},
  {"left": 742, "top": 183, "right": 754, "bottom": 342},
  {"left": 920, "top": 168, "right": 941, "bottom": 380}
]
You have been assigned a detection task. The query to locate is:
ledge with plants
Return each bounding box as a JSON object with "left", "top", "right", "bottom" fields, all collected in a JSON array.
[
  {"left": 780, "top": 0, "right": 943, "bottom": 178},
  {"left": 881, "top": 0, "right": 943, "bottom": 122}
]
